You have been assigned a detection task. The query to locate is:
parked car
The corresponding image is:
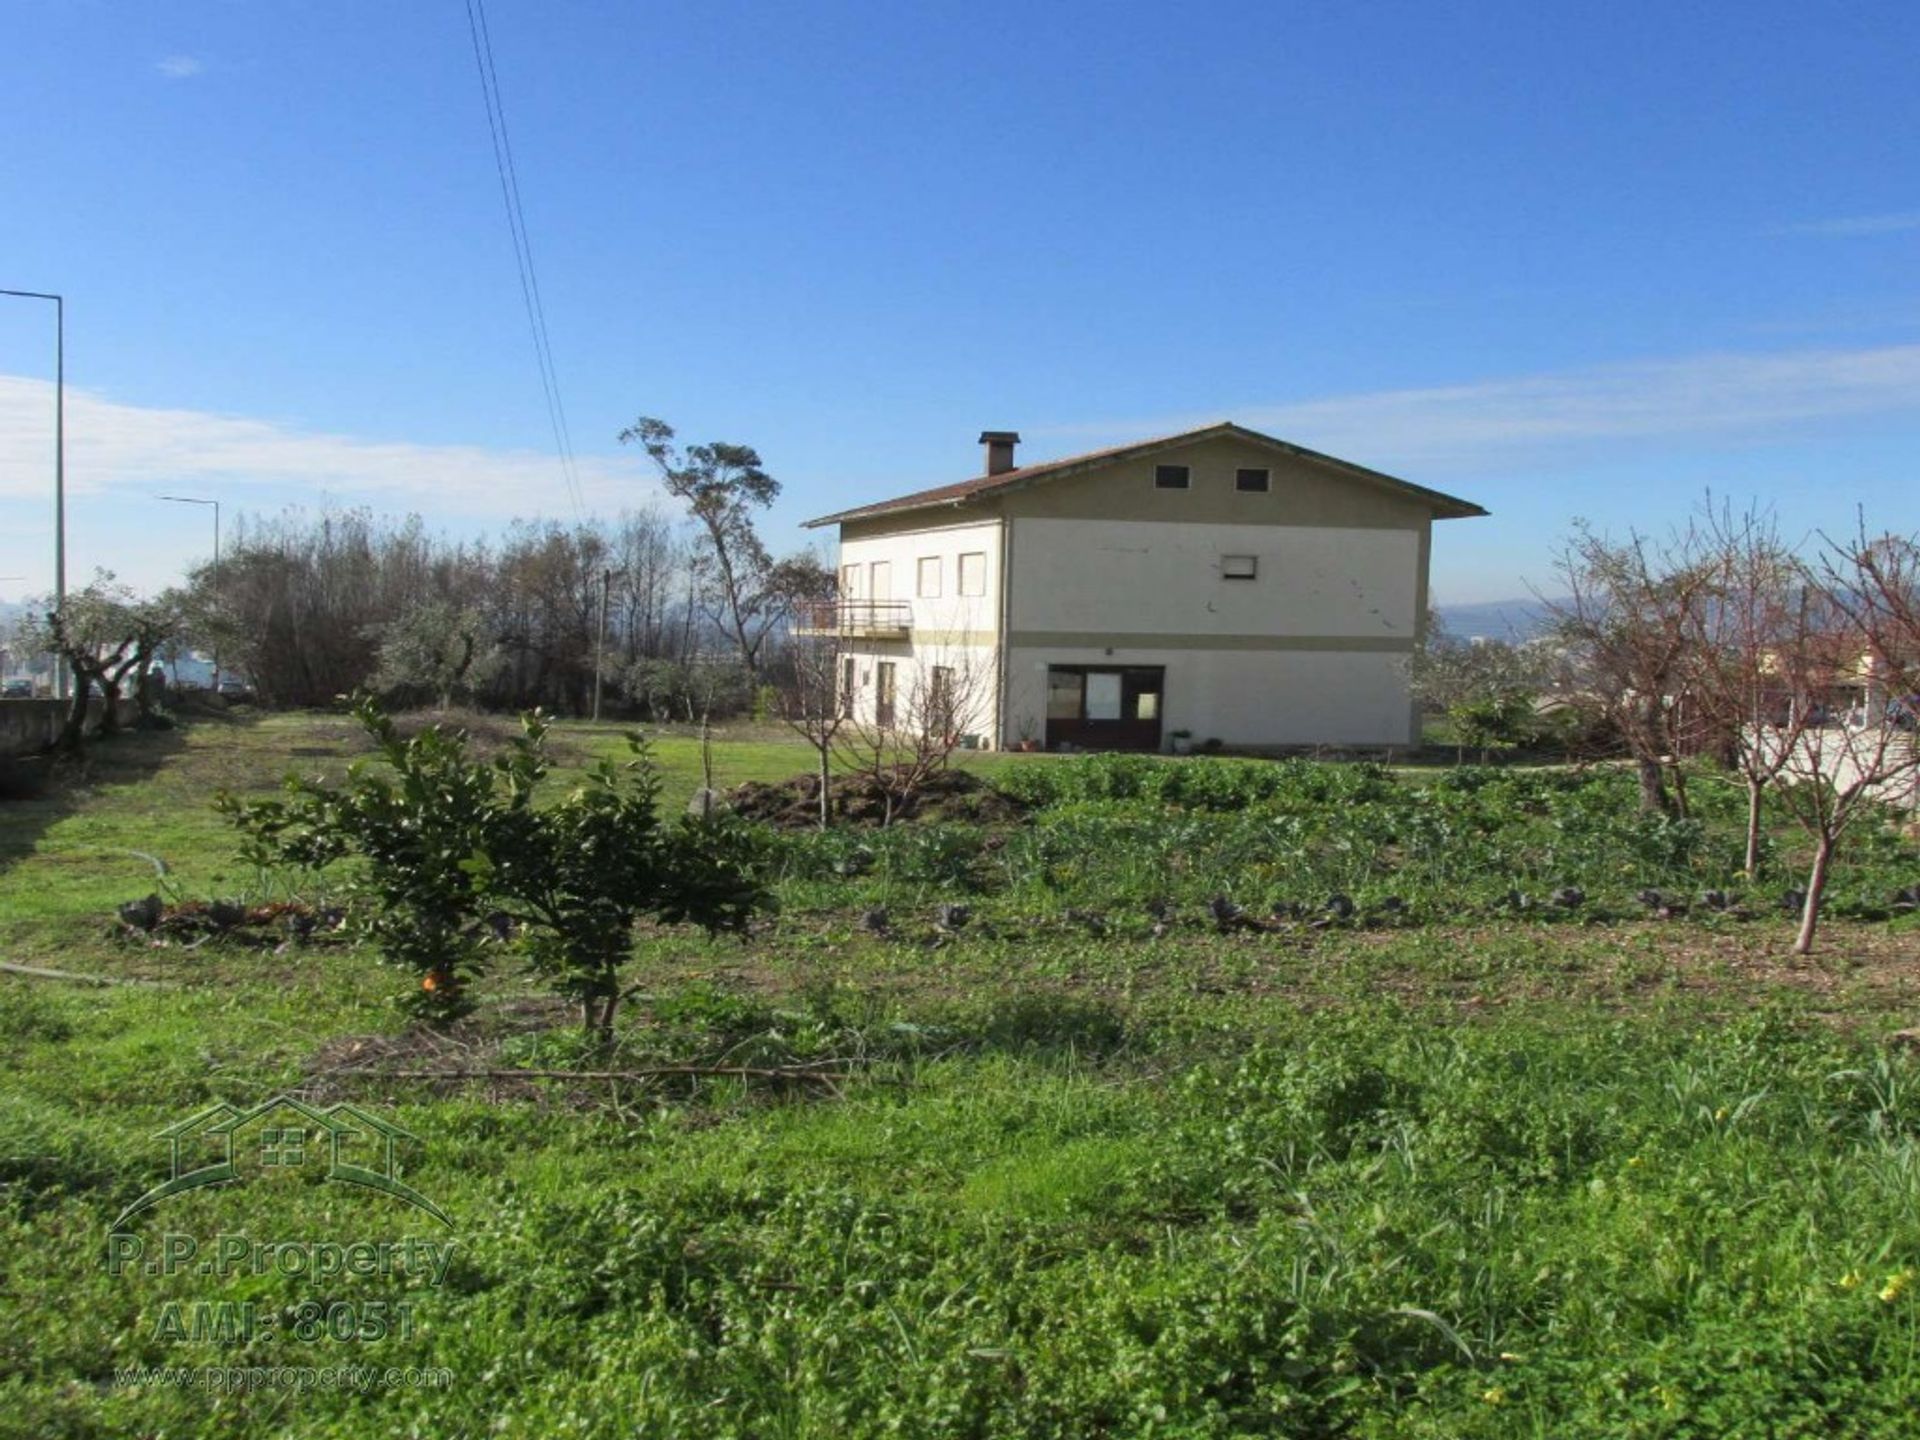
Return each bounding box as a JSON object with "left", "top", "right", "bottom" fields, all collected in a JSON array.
[
  {"left": 216, "top": 675, "right": 252, "bottom": 702},
  {"left": 1, "top": 678, "right": 33, "bottom": 699}
]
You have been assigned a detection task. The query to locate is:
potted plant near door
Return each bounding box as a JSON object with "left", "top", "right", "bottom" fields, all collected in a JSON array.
[
  {"left": 1169, "top": 728, "right": 1194, "bottom": 756},
  {"left": 1014, "top": 714, "right": 1040, "bottom": 752}
]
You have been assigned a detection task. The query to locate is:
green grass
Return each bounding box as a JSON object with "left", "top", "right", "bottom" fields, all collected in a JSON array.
[{"left": 3, "top": 713, "right": 1920, "bottom": 1437}]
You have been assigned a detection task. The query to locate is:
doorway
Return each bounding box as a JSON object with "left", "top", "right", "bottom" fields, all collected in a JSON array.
[{"left": 1044, "top": 665, "right": 1164, "bottom": 751}]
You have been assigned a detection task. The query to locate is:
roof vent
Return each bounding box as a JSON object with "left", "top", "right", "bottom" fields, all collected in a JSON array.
[{"left": 979, "top": 430, "right": 1020, "bottom": 476}]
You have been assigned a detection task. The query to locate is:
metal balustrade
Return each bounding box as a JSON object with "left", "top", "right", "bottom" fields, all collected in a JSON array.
[{"left": 790, "top": 600, "right": 913, "bottom": 638}]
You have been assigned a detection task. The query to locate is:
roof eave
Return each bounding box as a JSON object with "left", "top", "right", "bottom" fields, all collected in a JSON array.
[{"left": 802, "top": 421, "right": 1488, "bottom": 527}]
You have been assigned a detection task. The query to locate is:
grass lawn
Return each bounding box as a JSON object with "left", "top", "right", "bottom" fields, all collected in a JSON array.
[{"left": 3, "top": 711, "right": 1920, "bottom": 1437}]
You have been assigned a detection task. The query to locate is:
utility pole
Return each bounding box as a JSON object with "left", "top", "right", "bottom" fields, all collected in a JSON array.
[
  {"left": 591, "top": 567, "right": 614, "bottom": 722},
  {"left": 1, "top": 289, "right": 65, "bottom": 697}
]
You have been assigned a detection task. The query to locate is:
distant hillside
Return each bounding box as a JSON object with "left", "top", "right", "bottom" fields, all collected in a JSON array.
[{"left": 1436, "top": 597, "right": 1559, "bottom": 642}]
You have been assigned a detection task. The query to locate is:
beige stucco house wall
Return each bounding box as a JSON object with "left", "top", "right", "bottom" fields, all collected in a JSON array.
[{"left": 805, "top": 423, "right": 1484, "bottom": 751}]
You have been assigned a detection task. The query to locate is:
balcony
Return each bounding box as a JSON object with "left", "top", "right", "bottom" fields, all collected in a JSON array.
[{"left": 791, "top": 600, "right": 913, "bottom": 640}]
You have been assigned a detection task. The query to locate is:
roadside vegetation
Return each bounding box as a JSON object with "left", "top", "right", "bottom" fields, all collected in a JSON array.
[{"left": 4, "top": 713, "right": 1920, "bottom": 1437}]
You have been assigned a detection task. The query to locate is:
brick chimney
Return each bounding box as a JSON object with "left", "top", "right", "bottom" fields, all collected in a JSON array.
[{"left": 979, "top": 430, "right": 1021, "bottom": 476}]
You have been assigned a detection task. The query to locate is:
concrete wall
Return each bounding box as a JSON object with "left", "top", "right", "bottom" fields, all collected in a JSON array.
[
  {"left": 0, "top": 697, "right": 137, "bottom": 758},
  {"left": 835, "top": 516, "right": 1005, "bottom": 737},
  {"left": 835, "top": 515, "right": 1005, "bottom": 643},
  {"left": 1008, "top": 519, "right": 1420, "bottom": 640}
]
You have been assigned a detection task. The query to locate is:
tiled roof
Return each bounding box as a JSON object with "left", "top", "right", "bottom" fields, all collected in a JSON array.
[{"left": 803, "top": 422, "right": 1487, "bottom": 527}]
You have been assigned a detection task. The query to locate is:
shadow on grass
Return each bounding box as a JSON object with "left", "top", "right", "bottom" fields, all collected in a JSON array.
[{"left": 0, "top": 714, "right": 220, "bottom": 885}]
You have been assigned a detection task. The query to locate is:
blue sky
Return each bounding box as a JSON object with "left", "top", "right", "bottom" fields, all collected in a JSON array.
[{"left": 3, "top": 0, "right": 1919, "bottom": 606}]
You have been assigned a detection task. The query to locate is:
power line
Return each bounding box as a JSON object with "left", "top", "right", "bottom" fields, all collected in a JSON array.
[
  {"left": 462, "top": 0, "right": 584, "bottom": 518},
  {"left": 473, "top": 0, "right": 581, "bottom": 499}
]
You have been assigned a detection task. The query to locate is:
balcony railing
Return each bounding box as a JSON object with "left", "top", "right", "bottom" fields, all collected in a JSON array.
[{"left": 791, "top": 600, "right": 913, "bottom": 639}]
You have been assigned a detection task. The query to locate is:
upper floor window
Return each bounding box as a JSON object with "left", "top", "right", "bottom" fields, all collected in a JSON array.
[
  {"left": 916, "top": 556, "right": 942, "bottom": 598},
  {"left": 840, "top": 563, "right": 861, "bottom": 599},
  {"left": 958, "top": 551, "right": 987, "bottom": 597},
  {"left": 1235, "top": 468, "right": 1271, "bottom": 493},
  {"left": 869, "top": 560, "right": 892, "bottom": 601},
  {"left": 1154, "top": 464, "right": 1191, "bottom": 490}
]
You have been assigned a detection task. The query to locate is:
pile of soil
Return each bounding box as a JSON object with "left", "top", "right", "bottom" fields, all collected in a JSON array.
[{"left": 726, "top": 768, "right": 1027, "bottom": 828}]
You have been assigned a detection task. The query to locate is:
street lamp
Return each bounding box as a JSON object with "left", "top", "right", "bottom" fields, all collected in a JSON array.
[
  {"left": 159, "top": 495, "right": 220, "bottom": 687},
  {"left": 0, "top": 288, "right": 65, "bottom": 698}
]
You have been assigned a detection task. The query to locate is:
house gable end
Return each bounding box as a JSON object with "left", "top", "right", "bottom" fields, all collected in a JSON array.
[{"left": 804, "top": 422, "right": 1485, "bottom": 533}]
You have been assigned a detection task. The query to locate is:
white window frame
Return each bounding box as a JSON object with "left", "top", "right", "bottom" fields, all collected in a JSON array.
[
  {"left": 916, "top": 555, "right": 942, "bottom": 598},
  {"left": 958, "top": 551, "right": 987, "bottom": 597}
]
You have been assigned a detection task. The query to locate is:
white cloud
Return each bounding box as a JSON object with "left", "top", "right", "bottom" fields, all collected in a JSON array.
[
  {"left": 1775, "top": 212, "right": 1920, "bottom": 237},
  {"left": 1046, "top": 343, "right": 1920, "bottom": 473},
  {"left": 156, "top": 54, "right": 205, "bottom": 80},
  {"left": 0, "top": 376, "right": 661, "bottom": 517}
]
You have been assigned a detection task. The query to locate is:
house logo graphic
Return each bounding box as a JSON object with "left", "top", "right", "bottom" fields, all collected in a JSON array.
[{"left": 112, "top": 1095, "right": 451, "bottom": 1231}]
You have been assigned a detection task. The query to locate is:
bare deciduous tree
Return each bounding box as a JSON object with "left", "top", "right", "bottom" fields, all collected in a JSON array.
[
  {"left": 772, "top": 627, "right": 850, "bottom": 828},
  {"left": 1546, "top": 521, "right": 1717, "bottom": 814},
  {"left": 1685, "top": 501, "right": 1824, "bottom": 880},
  {"left": 1770, "top": 526, "right": 1920, "bottom": 954},
  {"left": 833, "top": 647, "right": 997, "bottom": 825}
]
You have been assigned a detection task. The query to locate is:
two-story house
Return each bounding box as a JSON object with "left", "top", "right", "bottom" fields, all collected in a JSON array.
[{"left": 801, "top": 422, "right": 1486, "bottom": 751}]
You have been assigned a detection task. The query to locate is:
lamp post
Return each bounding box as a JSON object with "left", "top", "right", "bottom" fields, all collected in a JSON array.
[
  {"left": 159, "top": 495, "right": 220, "bottom": 687},
  {"left": 0, "top": 288, "right": 65, "bottom": 698}
]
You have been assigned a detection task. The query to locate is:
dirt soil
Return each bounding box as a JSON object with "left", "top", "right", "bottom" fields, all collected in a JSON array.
[{"left": 725, "top": 767, "right": 1027, "bottom": 828}]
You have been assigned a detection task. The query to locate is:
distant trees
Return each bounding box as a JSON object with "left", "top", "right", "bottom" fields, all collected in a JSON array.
[
  {"left": 167, "top": 503, "right": 807, "bottom": 718},
  {"left": 1409, "top": 614, "right": 1554, "bottom": 762},
  {"left": 368, "top": 599, "right": 503, "bottom": 711},
  {"left": 166, "top": 421, "right": 835, "bottom": 718}
]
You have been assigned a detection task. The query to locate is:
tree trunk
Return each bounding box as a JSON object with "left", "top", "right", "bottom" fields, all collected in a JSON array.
[
  {"left": 1670, "top": 763, "right": 1690, "bottom": 820},
  {"left": 96, "top": 677, "right": 124, "bottom": 736},
  {"left": 1636, "top": 756, "right": 1672, "bottom": 814},
  {"left": 1743, "top": 777, "right": 1765, "bottom": 882},
  {"left": 1793, "top": 833, "right": 1838, "bottom": 956},
  {"left": 817, "top": 743, "right": 831, "bottom": 829},
  {"left": 132, "top": 640, "right": 160, "bottom": 722},
  {"left": 57, "top": 674, "right": 91, "bottom": 753}
]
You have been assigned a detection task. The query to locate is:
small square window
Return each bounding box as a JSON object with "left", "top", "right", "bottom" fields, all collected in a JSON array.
[
  {"left": 1222, "top": 555, "right": 1258, "bottom": 581},
  {"left": 1235, "top": 468, "right": 1271, "bottom": 493},
  {"left": 1154, "top": 464, "right": 1191, "bottom": 490}
]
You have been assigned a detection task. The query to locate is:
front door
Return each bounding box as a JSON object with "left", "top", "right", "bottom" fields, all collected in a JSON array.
[{"left": 1044, "top": 666, "right": 1164, "bottom": 751}]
